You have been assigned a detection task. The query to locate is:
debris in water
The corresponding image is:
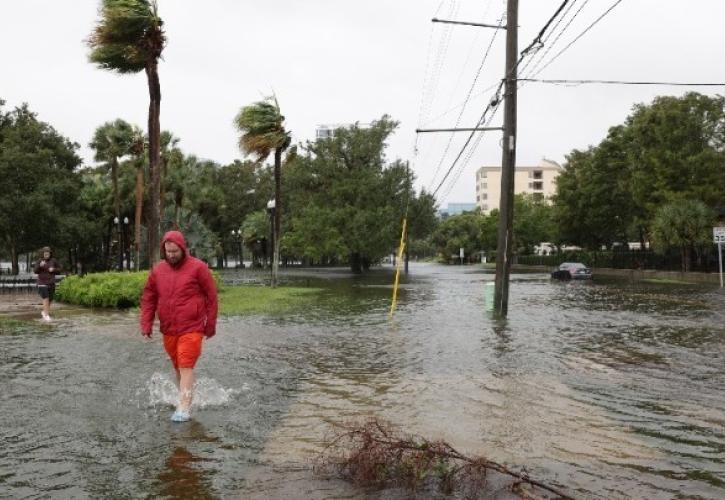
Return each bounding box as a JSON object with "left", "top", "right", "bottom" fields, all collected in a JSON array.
[{"left": 314, "top": 418, "right": 573, "bottom": 499}]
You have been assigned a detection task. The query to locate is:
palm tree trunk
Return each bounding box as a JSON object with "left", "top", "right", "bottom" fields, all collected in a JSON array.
[
  {"left": 10, "top": 240, "right": 18, "bottom": 276},
  {"left": 272, "top": 147, "right": 282, "bottom": 287},
  {"left": 112, "top": 157, "right": 121, "bottom": 221},
  {"left": 134, "top": 163, "right": 144, "bottom": 272},
  {"left": 145, "top": 60, "right": 162, "bottom": 267},
  {"left": 160, "top": 155, "right": 166, "bottom": 231}
]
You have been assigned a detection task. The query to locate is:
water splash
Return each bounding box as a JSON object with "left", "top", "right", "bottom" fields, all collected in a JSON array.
[{"left": 140, "top": 372, "right": 243, "bottom": 409}]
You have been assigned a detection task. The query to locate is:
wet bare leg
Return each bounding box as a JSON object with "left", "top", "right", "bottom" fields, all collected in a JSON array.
[
  {"left": 42, "top": 298, "right": 50, "bottom": 318},
  {"left": 178, "top": 368, "right": 194, "bottom": 412}
]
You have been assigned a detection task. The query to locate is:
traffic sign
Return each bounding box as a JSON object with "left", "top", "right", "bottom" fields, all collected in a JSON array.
[{"left": 714, "top": 226, "right": 725, "bottom": 243}]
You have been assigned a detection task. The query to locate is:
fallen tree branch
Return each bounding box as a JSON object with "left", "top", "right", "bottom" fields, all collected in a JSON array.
[{"left": 314, "top": 417, "right": 574, "bottom": 499}]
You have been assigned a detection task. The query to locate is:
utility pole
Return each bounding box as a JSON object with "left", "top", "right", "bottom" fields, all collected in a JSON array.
[
  {"left": 405, "top": 161, "right": 410, "bottom": 275},
  {"left": 493, "top": 0, "right": 518, "bottom": 317}
]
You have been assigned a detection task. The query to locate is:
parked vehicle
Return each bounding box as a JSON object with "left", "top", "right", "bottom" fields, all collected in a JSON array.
[{"left": 551, "top": 262, "right": 592, "bottom": 280}]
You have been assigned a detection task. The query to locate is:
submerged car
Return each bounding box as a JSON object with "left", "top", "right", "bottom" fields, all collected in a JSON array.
[{"left": 551, "top": 262, "right": 592, "bottom": 280}]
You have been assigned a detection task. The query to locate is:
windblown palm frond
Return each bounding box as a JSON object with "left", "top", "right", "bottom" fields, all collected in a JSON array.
[
  {"left": 89, "top": 119, "right": 134, "bottom": 163},
  {"left": 87, "top": 0, "right": 165, "bottom": 73},
  {"left": 233, "top": 98, "right": 290, "bottom": 160}
]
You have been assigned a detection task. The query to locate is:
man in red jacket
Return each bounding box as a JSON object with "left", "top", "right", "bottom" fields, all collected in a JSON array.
[{"left": 141, "top": 230, "right": 218, "bottom": 422}]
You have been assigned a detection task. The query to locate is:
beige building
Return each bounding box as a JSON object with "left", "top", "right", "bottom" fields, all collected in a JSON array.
[{"left": 475, "top": 158, "right": 562, "bottom": 214}]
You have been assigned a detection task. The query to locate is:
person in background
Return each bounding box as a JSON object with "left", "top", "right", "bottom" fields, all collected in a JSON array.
[
  {"left": 140, "top": 230, "right": 218, "bottom": 422},
  {"left": 34, "top": 246, "right": 61, "bottom": 322}
]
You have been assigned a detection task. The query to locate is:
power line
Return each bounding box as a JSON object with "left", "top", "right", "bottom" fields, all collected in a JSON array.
[
  {"left": 428, "top": 13, "right": 504, "bottom": 191},
  {"left": 519, "top": 0, "right": 580, "bottom": 78},
  {"left": 531, "top": 0, "right": 624, "bottom": 78},
  {"left": 439, "top": 99, "right": 503, "bottom": 201},
  {"left": 420, "top": 81, "right": 502, "bottom": 128},
  {"left": 431, "top": 1, "right": 575, "bottom": 200},
  {"left": 520, "top": 0, "right": 571, "bottom": 56},
  {"left": 431, "top": 82, "right": 503, "bottom": 197},
  {"left": 519, "top": 78, "right": 725, "bottom": 86}
]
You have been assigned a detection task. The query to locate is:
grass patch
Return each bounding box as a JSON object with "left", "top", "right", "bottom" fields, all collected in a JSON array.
[
  {"left": 219, "top": 285, "right": 323, "bottom": 316},
  {"left": 56, "top": 270, "right": 322, "bottom": 315}
]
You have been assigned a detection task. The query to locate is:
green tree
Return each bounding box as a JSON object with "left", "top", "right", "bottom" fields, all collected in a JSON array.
[
  {"left": 627, "top": 93, "right": 725, "bottom": 220},
  {"left": 0, "top": 102, "right": 82, "bottom": 273},
  {"left": 234, "top": 96, "right": 291, "bottom": 286},
  {"left": 651, "top": 199, "right": 715, "bottom": 272},
  {"left": 513, "top": 194, "right": 556, "bottom": 254},
  {"left": 89, "top": 119, "right": 134, "bottom": 264},
  {"left": 431, "top": 213, "right": 481, "bottom": 263},
  {"left": 88, "top": 0, "right": 167, "bottom": 267},
  {"left": 554, "top": 92, "right": 725, "bottom": 250},
  {"left": 284, "top": 117, "right": 407, "bottom": 272},
  {"left": 159, "top": 130, "right": 181, "bottom": 227}
]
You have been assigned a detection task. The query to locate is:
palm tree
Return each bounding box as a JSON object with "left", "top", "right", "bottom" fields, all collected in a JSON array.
[
  {"left": 88, "top": 0, "right": 166, "bottom": 267},
  {"left": 89, "top": 119, "right": 134, "bottom": 230},
  {"left": 90, "top": 119, "right": 134, "bottom": 270},
  {"left": 159, "top": 130, "right": 181, "bottom": 229},
  {"left": 234, "top": 96, "right": 291, "bottom": 287},
  {"left": 129, "top": 126, "right": 147, "bottom": 271}
]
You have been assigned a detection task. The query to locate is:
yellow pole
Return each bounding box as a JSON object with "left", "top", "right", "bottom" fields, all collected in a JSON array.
[{"left": 389, "top": 217, "right": 407, "bottom": 318}]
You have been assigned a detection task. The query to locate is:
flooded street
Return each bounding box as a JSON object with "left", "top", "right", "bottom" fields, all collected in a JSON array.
[{"left": 2, "top": 263, "right": 724, "bottom": 499}]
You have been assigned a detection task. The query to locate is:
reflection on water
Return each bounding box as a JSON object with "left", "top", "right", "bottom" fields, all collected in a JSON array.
[
  {"left": 156, "top": 421, "right": 220, "bottom": 500},
  {"left": 1, "top": 263, "right": 724, "bottom": 498}
]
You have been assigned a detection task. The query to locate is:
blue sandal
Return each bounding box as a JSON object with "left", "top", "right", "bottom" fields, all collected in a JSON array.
[{"left": 170, "top": 410, "right": 190, "bottom": 422}]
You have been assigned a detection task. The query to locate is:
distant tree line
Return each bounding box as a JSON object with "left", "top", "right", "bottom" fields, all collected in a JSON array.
[
  {"left": 0, "top": 99, "right": 437, "bottom": 275},
  {"left": 428, "top": 92, "right": 725, "bottom": 272}
]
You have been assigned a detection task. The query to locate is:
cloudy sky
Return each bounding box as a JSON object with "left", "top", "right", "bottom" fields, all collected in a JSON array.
[{"left": 2, "top": 1, "right": 724, "bottom": 206}]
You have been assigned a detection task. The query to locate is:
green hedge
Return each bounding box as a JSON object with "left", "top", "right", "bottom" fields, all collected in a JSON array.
[{"left": 56, "top": 272, "right": 148, "bottom": 308}]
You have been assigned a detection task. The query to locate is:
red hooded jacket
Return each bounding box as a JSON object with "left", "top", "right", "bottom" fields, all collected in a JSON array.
[{"left": 140, "top": 231, "right": 218, "bottom": 337}]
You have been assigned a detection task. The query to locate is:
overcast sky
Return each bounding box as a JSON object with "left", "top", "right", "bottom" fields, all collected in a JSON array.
[{"left": 2, "top": 1, "right": 724, "bottom": 206}]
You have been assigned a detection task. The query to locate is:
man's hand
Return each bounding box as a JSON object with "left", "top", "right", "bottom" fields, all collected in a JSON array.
[
  {"left": 141, "top": 331, "right": 152, "bottom": 339},
  {"left": 39, "top": 260, "right": 46, "bottom": 267},
  {"left": 204, "top": 329, "right": 215, "bottom": 339}
]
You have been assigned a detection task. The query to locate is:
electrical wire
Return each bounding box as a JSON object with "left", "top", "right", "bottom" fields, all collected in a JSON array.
[
  {"left": 518, "top": 78, "right": 725, "bottom": 86},
  {"left": 426, "top": 0, "right": 599, "bottom": 202},
  {"left": 518, "top": 0, "right": 580, "bottom": 78},
  {"left": 522, "top": 0, "right": 590, "bottom": 79},
  {"left": 520, "top": 0, "right": 571, "bottom": 56},
  {"left": 531, "top": 0, "right": 624, "bottom": 78},
  {"left": 427, "top": 12, "right": 504, "bottom": 192}
]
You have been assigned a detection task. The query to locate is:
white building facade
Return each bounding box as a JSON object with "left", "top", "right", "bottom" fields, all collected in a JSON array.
[{"left": 475, "top": 159, "right": 562, "bottom": 214}]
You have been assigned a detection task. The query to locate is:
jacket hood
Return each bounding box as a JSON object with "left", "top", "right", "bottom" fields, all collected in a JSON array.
[{"left": 162, "top": 230, "right": 188, "bottom": 257}]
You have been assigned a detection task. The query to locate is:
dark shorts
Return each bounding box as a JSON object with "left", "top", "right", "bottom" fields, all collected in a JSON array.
[{"left": 38, "top": 284, "right": 55, "bottom": 301}]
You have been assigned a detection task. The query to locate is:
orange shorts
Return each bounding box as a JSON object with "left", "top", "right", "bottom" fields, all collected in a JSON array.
[{"left": 163, "top": 332, "right": 204, "bottom": 369}]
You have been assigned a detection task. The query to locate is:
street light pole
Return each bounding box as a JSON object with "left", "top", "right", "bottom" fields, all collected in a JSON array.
[
  {"left": 113, "top": 216, "right": 122, "bottom": 271},
  {"left": 123, "top": 217, "right": 129, "bottom": 270},
  {"left": 267, "top": 199, "right": 276, "bottom": 286}
]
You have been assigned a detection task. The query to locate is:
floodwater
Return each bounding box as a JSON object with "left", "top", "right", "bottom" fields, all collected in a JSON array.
[{"left": 1, "top": 263, "right": 724, "bottom": 499}]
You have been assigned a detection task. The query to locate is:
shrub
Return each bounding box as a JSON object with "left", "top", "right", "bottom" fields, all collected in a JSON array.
[{"left": 56, "top": 272, "right": 149, "bottom": 308}]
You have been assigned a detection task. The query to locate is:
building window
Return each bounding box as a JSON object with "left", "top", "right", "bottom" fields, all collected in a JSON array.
[
  {"left": 482, "top": 171, "right": 487, "bottom": 178},
  {"left": 533, "top": 181, "right": 543, "bottom": 190},
  {"left": 532, "top": 193, "right": 544, "bottom": 201},
  {"left": 476, "top": 195, "right": 480, "bottom": 201},
  {"left": 533, "top": 170, "right": 543, "bottom": 180},
  {"left": 482, "top": 193, "right": 487, "bottom": 200},
  {"left": 482, "top": 183, "right": 487, "bottom": 189},
  {"left": 482, "top": 204, "right": 488, "bottom": 211}
]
